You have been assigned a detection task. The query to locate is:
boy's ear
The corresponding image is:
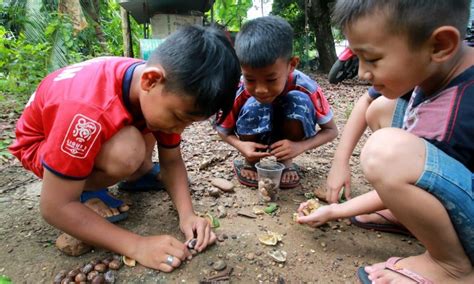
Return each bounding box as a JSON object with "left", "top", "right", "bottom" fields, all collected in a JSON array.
[
  {"left": 289, "top": 56, "right": 300, "bottom": 72},
  {"left": 140, "top": 66, "right": 166, "bottom": 92},
  {"left": 429, "top": 26, "right": 461, "bottom": 63}
]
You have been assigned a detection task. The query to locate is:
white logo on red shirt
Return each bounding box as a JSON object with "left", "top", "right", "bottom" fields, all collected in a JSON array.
[{"left": 61, "top": 114, "right": 101, "bottom": 159}]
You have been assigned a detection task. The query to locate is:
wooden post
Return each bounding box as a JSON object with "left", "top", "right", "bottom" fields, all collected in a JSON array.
[{"left": 120, "top": 7, "right": 134, "bottom": 58}]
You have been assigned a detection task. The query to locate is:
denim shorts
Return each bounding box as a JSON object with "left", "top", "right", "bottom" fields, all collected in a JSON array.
[
  {"left": 235, "top": 91, "right": 317, "bottom": 143},
  {"left": 392, "top": 99, "right": 474, "bottom": 264}
]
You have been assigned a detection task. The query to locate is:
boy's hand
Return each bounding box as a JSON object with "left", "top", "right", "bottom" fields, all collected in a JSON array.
[
  {"left": 180, "top": 215, "right": 216, "bottom": 253},
  {"left": 239, "top": 141, "right": 271, "bottom": 161},
  {"left": 269, "top": 139, "right": 301, "bottom": 160},
  {"left": 134, "top": 235, "right": 190, "bottom": 272},
  {"left": 326, "top": 161, "right": 352, "bottom": 203},
  {"left": 296, "top": 202, "right": 334, "bottom": 227}
]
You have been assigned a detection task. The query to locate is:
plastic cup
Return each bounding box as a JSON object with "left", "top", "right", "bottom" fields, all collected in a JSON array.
[{"left": 255, "top": 161, "right": 285, "bottom": 202}]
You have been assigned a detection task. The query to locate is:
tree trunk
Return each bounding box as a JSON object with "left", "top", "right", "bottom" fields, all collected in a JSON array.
[
  {"left": 120, "top": 7, "right": 133, "bottom": 57},
  {"left": 307, "top": 0, "right": 336, "bottom": 73},
  {"left": 81, "top": 0, "right": 107, "bottom": 53}
]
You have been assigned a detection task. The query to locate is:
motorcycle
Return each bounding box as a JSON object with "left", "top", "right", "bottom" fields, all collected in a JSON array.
[
  {"left": 328, "top": 47, "right": 359, "bottom": 84},
  {"left": 466, "top": 20, "right": 474, "bottom": 47}
]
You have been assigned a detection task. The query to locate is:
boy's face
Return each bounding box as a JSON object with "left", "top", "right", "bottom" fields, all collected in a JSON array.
[
  {"left": 346, "top": 13, "right": 433, "bottom": 98},
  {"left": 140, "top": 87, "right": 207, "bottom": 134},
  {"left": 241, "top": 57, "right": 298, "bottom": 104}
]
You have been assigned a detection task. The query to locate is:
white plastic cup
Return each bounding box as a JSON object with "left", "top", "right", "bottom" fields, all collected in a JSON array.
[{"left": 255, "top": 161, "right": 285, "bottom": 202}]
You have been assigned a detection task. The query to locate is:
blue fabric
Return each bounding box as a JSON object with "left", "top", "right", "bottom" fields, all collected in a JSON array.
[
  {"left": 416, "top": 141, "right": 474, "bottom": 264},
  {"left": 117, "top": 162, "right": 164, "bottom": 191},
  {"left": 392, "top": 99, "right": 474, "bottom": 264},
  {"left": 80, "top": 189, "right": 123, "bottom": 208},
  {"left": 235, "top": 91, "right": 318, "bottom": 143}
]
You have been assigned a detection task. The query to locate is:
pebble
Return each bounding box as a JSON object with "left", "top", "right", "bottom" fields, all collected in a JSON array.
[
  {"left": 212, "top": 260, "right": 227, "bottom": 271},
  {"left": 207, "top": 187, "right": 220, "bottom": 197},
  {"left": 217, "top": 205, "right": 227, "bottom": 218},
  {"left": 211, "top": 178, "right": 235, "bottom": 192}
]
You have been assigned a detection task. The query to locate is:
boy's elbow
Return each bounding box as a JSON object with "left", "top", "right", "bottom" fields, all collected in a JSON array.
[{"left": 39, "top": 197, "right": 60, "bottom": 225}]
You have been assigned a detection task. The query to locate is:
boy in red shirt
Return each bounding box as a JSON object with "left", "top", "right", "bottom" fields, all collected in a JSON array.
[{"left": 9, "top": 25, "right": 240, "bottom": 272}]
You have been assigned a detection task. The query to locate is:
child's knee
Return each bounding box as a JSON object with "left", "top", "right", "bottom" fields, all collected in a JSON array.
[
  {"left": 97, "top": 126, "right": 146, "bottom": 178},
  {"left": 360, "top": 129, "right": 406, "bottom": 181},
  {"left": 366, "top": 97, "right": 396, "bottom": 131}
]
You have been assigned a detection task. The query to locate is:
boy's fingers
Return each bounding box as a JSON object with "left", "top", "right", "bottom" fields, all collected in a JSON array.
[
  {"left": 344, "top": 183, "right": 352, "bottom": 200},
  {"left": 194, "top": 223, "right": 206, "bottom": 250},
  {"left": 168, "top": 238, "right": 190, "bottom": 260},
  {"left": 162, "top": 247, "right": 185, "bottom": 266},
  {"left": 297, "top": 202, "right": 308, "bottom": 212},
  {"left": 255, "top": 143, "right": 269, "bottom": 149},
  {"left": 209, "top": 231, "right": 217, "bottom": 244},
  {"left": 198, "top": 226, "right": 211, "bottom": 252}
]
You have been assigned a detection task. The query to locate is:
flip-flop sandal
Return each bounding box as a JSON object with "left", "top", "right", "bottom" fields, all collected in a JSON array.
[
  {"left": 233, "top": 160, "right": 258, "bottom": 187},
  {"left": 356, "top": 257, "right": 433, "bottom": 284},
  {"left": 80, "top": 189, "right": 128, "bottom": 223},
  {"left": 350, "top": 209, "right": 411, "bottom": 236},
  {"left": 117, "top": 162, "right": 165, "bottom": 191},
  {"left": 280, "top": 163, "right": 301, "bottom": 189}
]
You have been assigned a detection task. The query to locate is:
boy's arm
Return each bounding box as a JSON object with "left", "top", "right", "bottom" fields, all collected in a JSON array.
[
  {"left": 297, "top": 190, "right": 385, "bottom": 226},
  {"left": 326, "top": 93, "right": 373, "bottom": 203},
  {"left": 40, "top": 170, "right": 189, "bottom": 271},
  {"left": 269, "top": 119, "right": 338, "bottom": 160},
  {"left": 217, "top": 131, "right": 270, "bottom": 162},
  {"left": 157, "top": 145, "right": 216, "bottom": 251}
]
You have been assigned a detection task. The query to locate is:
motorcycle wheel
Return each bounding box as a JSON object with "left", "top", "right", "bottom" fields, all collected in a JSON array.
[
  {"left": 328, "top": 60, "right": 347, "bottom": 84},
  {"left": 328, "top": 58, "right": 359, "bottom": 84}
]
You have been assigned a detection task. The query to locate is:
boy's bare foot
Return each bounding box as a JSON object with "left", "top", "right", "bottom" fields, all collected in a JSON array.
[
  {"left": 280, "top": 161, "right": 300, "bottom": 188},
  {"left": 281, "top": 167, "right": 299, "bottom": 184},
  {"left": 83, "top": 197, "right": 129, "bottom": 220},
  {"left": 365, "top": 252, "right": 474, "bottom": 283},
  {"left": 240, "top": 167, "right": 258, "bottom": 181}
]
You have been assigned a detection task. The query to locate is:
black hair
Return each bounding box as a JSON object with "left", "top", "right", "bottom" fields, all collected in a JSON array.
[
  {"left": 333, "top": 0, "right": 471, "bottom": 48},
  {"left": 235, "top": 16, "right": 293, "bottom": 68},
  {"left": 147, "top": 25, "right": 241, "bottom": 122}
]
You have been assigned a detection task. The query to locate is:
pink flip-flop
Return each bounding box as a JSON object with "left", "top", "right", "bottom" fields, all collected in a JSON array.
[{"left": 357, "top": 257, "right": 433, "bottom": 284}]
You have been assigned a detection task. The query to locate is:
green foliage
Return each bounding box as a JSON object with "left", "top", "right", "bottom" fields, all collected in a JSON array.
[
  {"left": 0, "top": 26, "right": 50, "bottom": 102},
  {"left": 272, "top": 0, "right": 316, "bottom": 62},
  {"left": 0, "top": 0, "right": 141, "bottom": 101},
  {"left": 207, "top": 0, "right": 253, "bottom": 31}
]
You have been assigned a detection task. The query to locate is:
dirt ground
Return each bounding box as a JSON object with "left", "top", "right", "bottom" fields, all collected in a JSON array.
[{"left": 0, "top": 75, "right": 424, "bottom": 283}]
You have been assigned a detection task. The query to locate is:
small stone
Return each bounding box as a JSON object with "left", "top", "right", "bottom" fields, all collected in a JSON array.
[
  {"left": 207, "top": 187, "right": 221, "bottom": 197},
  {"left": 55, "top": 233, "right": 92, "bottom": 256},
  {"left": 211, "top": 178, "right": 235, "bottom": 192},
  {"left": 217, "top": 205, "right": 227, "bottom": 218},
  {"left": 108, "top": 259, "right": 122, "bottom": 270},
  {"left": 246, "top": 252, "right": 255, "bottom": 260},
  {"left": 104, "top": 270, "right": 116, "bottom": 283},
  {"left": 94, "top": 263, "right": 107, "bottom": 273},
  {"left": 213, "top": 260, "right": 227, "bottom": 271}
]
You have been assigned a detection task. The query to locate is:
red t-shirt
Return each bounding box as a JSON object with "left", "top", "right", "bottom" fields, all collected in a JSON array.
[{"left": 9, "top": 57, "right": 180, "bottom": 179}]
